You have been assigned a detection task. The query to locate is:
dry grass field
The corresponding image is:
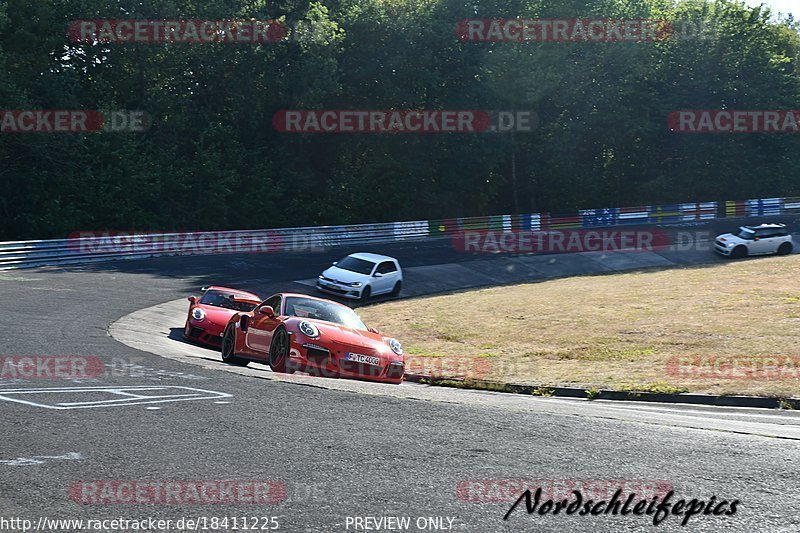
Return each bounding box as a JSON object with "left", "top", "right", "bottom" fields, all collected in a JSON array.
[{"left": 359, "top": 254, "right": 800, "bottom": 397}]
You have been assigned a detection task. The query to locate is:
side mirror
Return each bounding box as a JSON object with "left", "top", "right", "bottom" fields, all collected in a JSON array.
[
  {"left": 368, "top": 327, "right": 380, "bottom": 334},
  {"left": 754, "top": 237, "right": 760, "bottom": 241},
  {"left": 257, "top": 305, "right": 275, "bottom": 317},
  {"left": 332, "top": 261, "right": 338, "bottom": 266},
  {"left": 188, "top": 296, "right": 197, "bottom": 304},
  {"left": 373, "top": 272, "right": 384, "bottom": 278}
]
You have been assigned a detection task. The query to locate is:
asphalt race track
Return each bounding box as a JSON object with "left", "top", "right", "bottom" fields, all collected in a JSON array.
[{"left": 2, "top": 217, "right": 800, "bottom": 533}]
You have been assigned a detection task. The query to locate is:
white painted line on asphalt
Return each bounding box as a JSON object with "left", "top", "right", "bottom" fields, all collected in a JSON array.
[
  {"left": 0, "top": 452, "right": 84, "bottom": 466},
  {"left": 0, "top": 385, "right": 231, "bottom": 410},
  {"left": 582, "top": 400, "right": 800, "bottom": 422}
]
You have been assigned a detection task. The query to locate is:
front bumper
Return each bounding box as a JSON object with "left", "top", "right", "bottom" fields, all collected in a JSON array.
[
  {"left": 714, "top": 239, "right": 742, "bottom": 257},
  {"left": 714, "top": 245, "right": 732, "bottom": 256},
  {"left": 316, "top": 280, "right": 362, "bottom": 299},
  {"left": 288, "top": 336, "right": 404, "bottom": 383},
  {"left": 183, "top": 320, "right": 225, "bottom": 347}
]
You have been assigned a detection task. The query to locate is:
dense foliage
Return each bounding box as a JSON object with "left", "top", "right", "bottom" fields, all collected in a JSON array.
[{"left": 1, "top": 0, "right": 798, "bottom": 239}]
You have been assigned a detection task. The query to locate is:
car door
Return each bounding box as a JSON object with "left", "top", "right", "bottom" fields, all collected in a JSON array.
[
  {"left": 373, "top": 261, "right": 397, "bottom": 294},
  {"left": 752, "top": 229, "right": 777, "bottom": 254},
  {"left": 245, "top": 295, "right": 282, "bottom": 359},
  {"left": 763, "top": 228, "right": 787, "bottom": 254}
]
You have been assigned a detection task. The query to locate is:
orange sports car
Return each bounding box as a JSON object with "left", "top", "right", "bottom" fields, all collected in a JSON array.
[
  {"left": 184, "top": 286, "right": 262, "bottom": 348},
  {"left": 220, "top": 293, "right": 405, "bottom": 384}
]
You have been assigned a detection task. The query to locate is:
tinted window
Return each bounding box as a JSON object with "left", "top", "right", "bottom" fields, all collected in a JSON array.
[
  {"left": 199, "top": 290, "right": 258, "bottom": 311},
  {"left": 262, "top": 295, "right": 282, "bottom": 315},
  {"left": 756, "top": 228, "right": 785, "bottom": 238},
  {"left": 336, "top": 256, "right": 375, "bottom": 275},
  {"left": 284, "top": 297, "right": 367, "bottom": 331},
  {"left": 376, "top": 261, "right": 397, "bottom": 274}
]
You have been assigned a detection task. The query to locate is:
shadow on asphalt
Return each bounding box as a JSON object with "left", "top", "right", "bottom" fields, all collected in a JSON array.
[{"left": 167, "top": 327, "right": 223, "bottom": 363}]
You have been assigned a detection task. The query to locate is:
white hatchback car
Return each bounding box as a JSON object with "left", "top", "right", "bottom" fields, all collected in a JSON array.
[
  {"left": 714, "top": 223, "right": 793, "bottom": 258},
  {"left": 317, "top": 252, "right": 403, "bottom": 300}
]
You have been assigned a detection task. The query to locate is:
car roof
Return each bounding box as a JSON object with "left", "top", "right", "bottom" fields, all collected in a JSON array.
[
  {"left": 346, "top": 252, "right": 397, "bottom": 263},
  {"left": 743, "top": 223, "right": 786, "bottom": 230},
  {"left": 203, "top": 286, "right": 260, "bottom": 299}
]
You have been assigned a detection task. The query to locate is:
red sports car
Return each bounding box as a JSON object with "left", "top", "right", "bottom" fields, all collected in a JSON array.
[
  {"left": 184, "top": 286, "right": 262, "bottom": 348},
  {"left": 220, "top": 293, "right": 405, "bottom": 384}
]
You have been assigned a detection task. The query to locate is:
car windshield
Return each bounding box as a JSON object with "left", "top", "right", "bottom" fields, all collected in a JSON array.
[
  {"left": 736, "top": 229, "right": 755, "bottom": 240},
  {"left": 335, "top": 256, "right": 375, "bottom": 275},
  {"left": 199, "top": 290, "right": 258, "bottom": 311},
  {"left": 284, "top": 296, "right": 367, "bottom": 331}
]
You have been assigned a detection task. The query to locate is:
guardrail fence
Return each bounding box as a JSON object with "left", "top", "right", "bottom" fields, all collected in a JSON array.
[{"left": 1, "top": 196, "right": 797, "bottom": 270}]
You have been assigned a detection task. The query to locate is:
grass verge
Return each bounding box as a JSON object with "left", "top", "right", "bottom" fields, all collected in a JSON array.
[{"left": 360, "top": 254, "right": 800, "bottom": 398}]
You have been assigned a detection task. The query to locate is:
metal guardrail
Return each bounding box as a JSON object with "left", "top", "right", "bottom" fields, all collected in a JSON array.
[
  {"left": 0, "top": 197, "right": 797, "bottom": 270},
  {"left": 0, "top": 223, "right": 432, "bottom": 270}
]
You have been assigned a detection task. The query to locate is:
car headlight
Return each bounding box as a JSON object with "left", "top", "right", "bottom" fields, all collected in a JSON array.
[
  {"left": 298, "top": 320, "right": 319, "bottom": 338},
  {"left": 727, "top": 243, "right": 735, "bottom": 248},
  {"left": 191, "top": 308, "right": 205, "bottom": 321},
  {"left": 387, "top": 338, "right": 403, "bottom": 355},
  {"left": 349, "top": 282, "right": 363, "bottom": 287}
]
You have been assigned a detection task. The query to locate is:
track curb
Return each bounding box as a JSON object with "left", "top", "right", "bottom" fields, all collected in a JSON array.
[{"left": 403, "top": 373, "right": 799, "bottom": 410}]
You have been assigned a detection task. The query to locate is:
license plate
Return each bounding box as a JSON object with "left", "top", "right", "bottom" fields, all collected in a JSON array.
[{"left": 345, "top": 353, "right": 381, "bottom": 366}]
